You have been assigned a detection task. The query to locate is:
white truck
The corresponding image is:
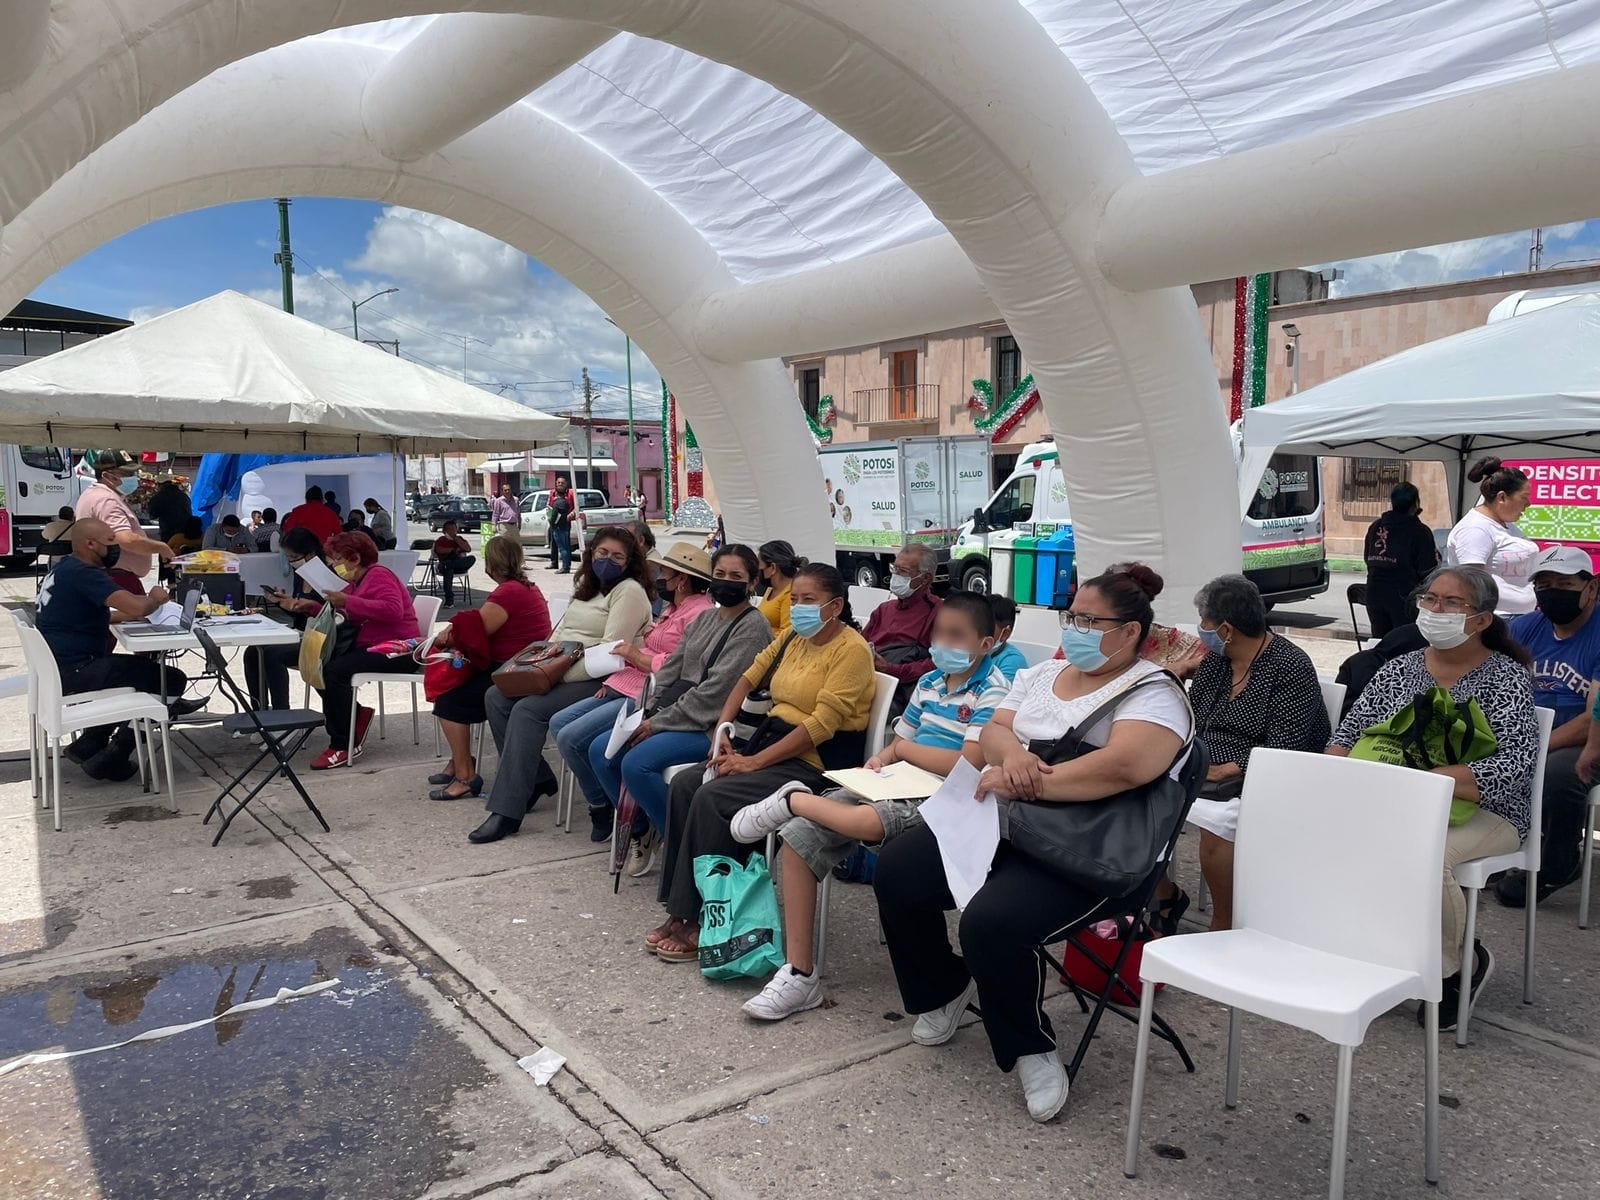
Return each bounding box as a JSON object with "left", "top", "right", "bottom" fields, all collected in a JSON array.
[
  {"left": 819, "top": 435, "right": 993, "bottom": 587},
  {"left": 949, "top": 437, "right": 1329, "bottom": 607},
  {"left": 0, "top": 444, "right": 89, "bottom": 566},
  {"left": 519, "top": 487, "right": 639, "bottom": 547}
]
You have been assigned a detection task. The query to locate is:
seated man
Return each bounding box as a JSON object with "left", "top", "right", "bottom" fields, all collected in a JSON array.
[
  {"left": 863, "top": 544, "right": 941, "bottom": 708},
  {"left": 202, "top": 513, "right": 255, "bottom": 553},
  {"left": 36, "top": 520, "right": 200, "bottom": 780},
  {"left": 253, "top": 506, "right": 281, "bottom": 553},
  {"left": 433, "top": 519, "right": 476, "bottom": 607},
  {"left": 1500, "top": 546, "right": 1600, "bottom": 907},
  {"left": 986, "top": 593, "right": 1027, "bottom": 680},
  {"left": 729, "top": 591, "right": 1010, "bottom": 1020}
]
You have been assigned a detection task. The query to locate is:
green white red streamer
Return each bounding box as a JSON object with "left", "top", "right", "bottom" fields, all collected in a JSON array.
[
  {"left": 1229, "top": 273, "right": 1271, "bottom": 421},
  {"left": 805, "top": 394, "right": 836, "bottom": 446},
  {"left": 968, "top": 374, "right": 1040, "bottom": 443}
]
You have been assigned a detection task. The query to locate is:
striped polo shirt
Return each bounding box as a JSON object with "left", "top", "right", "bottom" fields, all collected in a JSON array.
[{"left": 894, "top": 655, "right": 1012, "bottom": 750}]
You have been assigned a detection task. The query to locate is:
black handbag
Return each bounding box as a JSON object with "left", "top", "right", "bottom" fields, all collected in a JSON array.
[
  {"left": 650, "top": 605, "right": 754, "bottom": 714},
  {"left": 1004, "top": 671, "right": 1205, "bottom": 898},
  {"left": 732, "top": 632, "right": 795, "bottom": 743}
]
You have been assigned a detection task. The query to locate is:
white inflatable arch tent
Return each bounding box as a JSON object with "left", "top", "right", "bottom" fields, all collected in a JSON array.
[{"left": 4, "top": 2, "right": 1600, "bottom": 617}]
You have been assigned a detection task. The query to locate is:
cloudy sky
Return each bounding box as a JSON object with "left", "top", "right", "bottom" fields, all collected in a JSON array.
[{"left": 28, "top": 198, "right": 1600, "bottom": 386}]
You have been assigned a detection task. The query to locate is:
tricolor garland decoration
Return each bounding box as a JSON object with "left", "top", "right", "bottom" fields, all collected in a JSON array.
[
  {"left": 967, "top": 373, "right": 1040, "bottom": 443},
  {"left": 804, "top": 393, "right": 836, "bottom": 446},
  {"left": 1228, "top": 273, "right": 1271, "bottom": 422},
  {"left": 669, "top": 388, "right": 716, "bottom": 527},
  {"left": 661, "top": 381, "right": 676, "bottom": 518}
]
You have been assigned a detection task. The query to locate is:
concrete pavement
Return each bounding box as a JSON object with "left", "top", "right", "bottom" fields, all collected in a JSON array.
[{"left": 1, "top": 561, "right": 1598, "bottom": 1199}]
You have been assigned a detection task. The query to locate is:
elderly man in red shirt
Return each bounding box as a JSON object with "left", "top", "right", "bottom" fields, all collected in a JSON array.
[{"left": 862, "top": 544, "right": 941, "bottom": 705}]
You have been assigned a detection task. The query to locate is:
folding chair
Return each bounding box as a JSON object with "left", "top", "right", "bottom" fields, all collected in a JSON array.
[
  {"left": 1346, "top": 583, "right": 1369, "bottom": 649},
  {"left": 1581, "top": 784, "right": 1600, "bottom": 929},
  {"left": 193, "top": 626, "right": 329, "bottom": 846},
  {"left": 1027, "top": 739, "right": 1207, "bottom": 1085}
]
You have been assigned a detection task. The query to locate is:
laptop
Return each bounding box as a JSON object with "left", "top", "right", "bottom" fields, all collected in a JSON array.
[{"left": 121, "top": 587, "right": 201, "bottom": 637}]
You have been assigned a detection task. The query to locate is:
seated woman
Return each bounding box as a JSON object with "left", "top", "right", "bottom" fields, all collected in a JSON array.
[
  {"left": 587, "top": 544, "right": 773, "bottom": 872},
  {"left": 311, "top": 532, "right": 421, "bottom": 769},
  {"left": 426, "top": 535, "right": 551, "bottom": 800},
  {"left": 647, "top": 564, "right": 875, "bottom": 962},
  {"left": 551, "top": 542, "right": 715, "bottom": 841},
  {"left": 756, "top": 539, "right": 802, "bottom": 633},
  {"left": 1328, "top": 563, "right": 1537, "bottom": 1030},
  {"left": 731, "top": 592, "right": 1012, "bottom": 1020},
  {"left": 468, "top": 527, "right": 653, "bottom": 844},
  {"left": 247, "top": 526, "right": 326, "bottom": 710},
  {"left": 1181, "top": 573, "right": 1330, "bottom": 932},
  {"left": 168, "top": 516, "right": 203, "bottom": 555},
  {"left": 873, "top": 564, "right": 1193, "bottom": 1124}
]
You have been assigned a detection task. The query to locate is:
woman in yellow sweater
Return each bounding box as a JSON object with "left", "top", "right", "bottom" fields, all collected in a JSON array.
[
  {"left": 756, "top": 539, "right": 801, "bottom": 633},
  {"left": 648, "top": 562, "right": 875, "bottom": 960}
]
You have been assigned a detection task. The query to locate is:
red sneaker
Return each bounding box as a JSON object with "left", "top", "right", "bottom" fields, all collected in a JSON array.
[
  {"left": 311, "top": 747, "right": 350, "bottom": 770},
  {"left": 352, "top": 705, "right": 376, "bottom": 754}
]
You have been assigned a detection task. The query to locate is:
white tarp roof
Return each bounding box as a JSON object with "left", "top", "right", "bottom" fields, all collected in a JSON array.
[
  {"left": 0, "top": 290, "right": 567, "bottom": 454},
  {"left": 333, "top": 4, "right": 1600, "bottom": 283},
  {"left": 1238, "top": 294, "right": 1600, "bottom": 513}
]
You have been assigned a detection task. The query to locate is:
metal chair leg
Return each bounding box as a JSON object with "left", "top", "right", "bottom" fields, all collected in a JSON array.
[
  {"left": 1456, "top": 886, "right": 1479, "bottom": 1046},
  {"left": 51, "top": 739, "right": 63, "bottom": 832},
  {"left": 1122, "top": 984, "right": 1156, "bottom": 1179},
  {"left": 1329, "top": 1044, "right": 1355, "bottom": 1200},
  {"left": 410, "top": 682, "right": 419, "bottom": 744},
  {"left": 815, "top": 872, "right": 832, "bottom": 977},
  {"left": 29, "top": 719, "right": 40, "bottom": 805},
  {"left": 377, "top": 687, "right": 387, "bottom": 739},
  {"left": 1524, "top": 867, "right": 1538, "bottom": 1004},
  {"left": 1581, "top": 800, "right": 1598, "bottom": 929},
  {"left": 1225, "top": 1007, "right": 1242, "bottom": 1109},
  {"left": 1423, "top": 1001, "right": 1440, "bottom": 1183},
  {"left": 347, "top": 691, "right": 359, "bottom": 767}
]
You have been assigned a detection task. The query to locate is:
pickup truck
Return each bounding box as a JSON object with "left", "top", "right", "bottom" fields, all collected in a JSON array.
[{"left": 520, "top": 488, "right": 639, "bottom": 546}]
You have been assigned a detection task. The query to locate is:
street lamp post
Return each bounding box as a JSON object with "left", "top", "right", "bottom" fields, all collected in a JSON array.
[
  {"left": 352, "top": 287, "right": 399, "bottom": 343},
  {"left": 606, "top": 317, "right": 637, "bottom": 505},
  {"left": 1282, "top": 322, "right": 1302, "bottom": 394}
]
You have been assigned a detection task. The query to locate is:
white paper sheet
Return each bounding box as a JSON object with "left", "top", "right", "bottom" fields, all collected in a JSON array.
[
  {"left": 147, "top": 600, "right": 184, "bottom": 627},
  {"left": 294, "top": 557, "right": 346, "bottom": 595},
  {"left": 605, "top": 704, "right": 643, "bottom": 760},
  {"left": 584, "top": 644, "right": 625, "bottom": 677},
  {"left": 516, "top": 1045, "right": 566, "bottom": 1087},
  {"left": 825, "top": 761, "right": 945, "bottom": 802},
  {"left": 917, "top": 757, "right": 1000, "bottom": 910}
]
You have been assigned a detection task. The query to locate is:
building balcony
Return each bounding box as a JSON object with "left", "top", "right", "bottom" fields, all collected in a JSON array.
[{"left": 850, "top": 383, "right": 940, "bottom": 425}]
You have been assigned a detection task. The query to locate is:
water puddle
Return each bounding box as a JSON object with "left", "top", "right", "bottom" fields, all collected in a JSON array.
[{"left": 0, "top": 926, "right": 492, "bottom": 1199}]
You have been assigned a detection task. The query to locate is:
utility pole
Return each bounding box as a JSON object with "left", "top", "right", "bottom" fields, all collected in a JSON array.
[
  {"left": 624, "top": 333, "right": 636, "bottom": 500},
  {"left": 445, "top": 333, "right": 484, "bottom": 380},
  {"left": 1530, "top": 228, "right": 1544, "bottom": 273},
  {"left": 274, "top": 198, "right": 294, "bottom": 313},
  {"left": 581, "top": 366, "right": 595, "bottom": 490},
  {"left": 353, "top": 287, "right": 399, "bottom": 342}
]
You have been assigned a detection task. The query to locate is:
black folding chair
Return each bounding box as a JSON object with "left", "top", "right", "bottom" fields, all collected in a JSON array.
[
  {"left": 1034, "top": 741, "right": 1209, "bottom": 1084},
  {"left": 191, "top": 626, "right": 329, "bottom": 846},
  {"left": 1346, "top": 583, "right": 1369, "bottom": 649}
]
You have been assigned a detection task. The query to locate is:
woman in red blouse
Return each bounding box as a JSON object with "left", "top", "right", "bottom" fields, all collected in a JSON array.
[{"left": 427, "top": 536, "right": 551, "bottom": 799}]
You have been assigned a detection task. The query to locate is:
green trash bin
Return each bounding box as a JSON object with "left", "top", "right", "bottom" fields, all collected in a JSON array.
[{"left": 1010, "top": 534, "right": 1038, "bottom": 601}]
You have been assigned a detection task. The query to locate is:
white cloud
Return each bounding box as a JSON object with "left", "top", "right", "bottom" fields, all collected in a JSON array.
[
  {"left": 248, "top": 206, "right": 659, "bottom": 419},
  {"left": 1320, "top": 220, "right": 1600, "bottom": 297},
  {"left": 127, "top": 302, "right": 179, "bottom": 323}
]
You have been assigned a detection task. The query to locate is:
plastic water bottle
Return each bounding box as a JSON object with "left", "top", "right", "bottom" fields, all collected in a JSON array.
[{"left": 224, "top": 593, "right": 233, "bottom": 615}]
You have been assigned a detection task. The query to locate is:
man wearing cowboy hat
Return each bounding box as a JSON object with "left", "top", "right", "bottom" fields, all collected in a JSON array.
[{"left": 73, "top": 449, "right": 174, "bottom": 585}]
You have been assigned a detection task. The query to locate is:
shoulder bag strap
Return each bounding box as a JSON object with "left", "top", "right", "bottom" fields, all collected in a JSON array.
[
  {"left": 693, "top": 604, "right": 754, "bottom": 686},
  {"left": 1038, "top": 670, "right": 1192, "bottom": 764},
  {"left": 755, "top": 631, "right": 797, "bottom": 692}
]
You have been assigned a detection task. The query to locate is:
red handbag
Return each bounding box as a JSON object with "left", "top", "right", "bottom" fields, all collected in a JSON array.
[{"left": 1059, "top": 919, "right": 1163, "bottom": 1004}]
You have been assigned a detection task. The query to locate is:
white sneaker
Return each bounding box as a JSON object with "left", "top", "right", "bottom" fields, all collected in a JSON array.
[
  {"left": 741, "top": 964, "right": 824, "bottom": 1021},
  {"left": 730, "top": 781, "right": 806, "bottom": 845},
  {"left": 1017, "top": 1051, "right": 1069, "bottom": 1122},
  {"left": 911, "top": 978, "right": 978, "bottom": 1046},
  {"left": 626, "top": 828, "right": 659, "bottom": 877}
]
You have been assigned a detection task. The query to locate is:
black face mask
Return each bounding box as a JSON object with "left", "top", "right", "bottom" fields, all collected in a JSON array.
[
  {"left": 709, "top": 580, "right": 749, "bottom": 608},
  {"left": 1535, "top": 586, "right": 1586, "bottom": 625},
  {"left": 100, "top": 544, "right": 122, "bottom": 571},
  {"left": 655, "top": 579, "right": 678, "bottom": 603}
]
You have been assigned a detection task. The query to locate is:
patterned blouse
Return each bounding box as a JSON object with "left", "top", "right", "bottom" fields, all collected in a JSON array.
[
  {"left": 1189, "top": 636, "right": 1330, "bottom": 773},
  {"left": 1331, "top": 650, "right": 1537, "bottom": 839}
]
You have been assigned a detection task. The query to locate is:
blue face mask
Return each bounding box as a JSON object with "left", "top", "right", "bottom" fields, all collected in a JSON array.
[
  {"left": 1197, "top": 624, "right": 1227, "bottom": 656},
  {"left": 929, "top": 644, "right": 974, "bottom": 675},
  {"left": 592, "top": 557, "right": 624, "bottom": 585},
  {"left": 790, "top": 603, "right": 826, "bottom": 638},
  {"left": 1059, "top": 625, "right": 1110, "bottom": 671}
]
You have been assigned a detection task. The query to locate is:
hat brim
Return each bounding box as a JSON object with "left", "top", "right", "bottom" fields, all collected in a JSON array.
[{"left": 647, "top": 549, "right": 712, "bottom": 582}]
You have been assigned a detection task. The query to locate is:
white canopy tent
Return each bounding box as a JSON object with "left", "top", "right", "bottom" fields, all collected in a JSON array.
[
  {"left": 0, "top": 290, "right": 568, "bottom": 454},
  {"left": 1238, "top": 295, "right": 1600, "bottom": 517}
]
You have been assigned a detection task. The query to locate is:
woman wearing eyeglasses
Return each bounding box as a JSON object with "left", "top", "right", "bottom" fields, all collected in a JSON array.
[
  {"left": 469, "top": 526, "right": 653, "bottom": 844},
  {"left": 1328, "top": 563, "right": 1537, "bottom": 1030},
  {"left": 873, "top": 562, "right": 1195, "bottom": 1124}
]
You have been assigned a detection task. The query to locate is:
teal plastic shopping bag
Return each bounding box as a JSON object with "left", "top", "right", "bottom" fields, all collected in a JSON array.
[{"left": 693, "top": 853, "right": 786, "bottom": 980}]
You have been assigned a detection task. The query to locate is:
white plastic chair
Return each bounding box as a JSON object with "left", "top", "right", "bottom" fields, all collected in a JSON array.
[
  {"left": 1126, "top": 749, "right": 1454, "bottom": 1200},
  {"left": 347, "top": 593, "right": 442, "bottom": 761},
  {"left": 1011, "top": 639, "right": 1056, "bottom": 668},
  {"left": 15, "top": 620, "right": 176, "bottom": 830},
  {"left": 848, "top": 585, "right": 890, "bottom": 620},
  {"left": 1450, "top": 704, "right": 1553, "bottom": 1045},
  {"left": 1579, "top": 784, "right": 1600, "bottom": 929},
  {"left": 1010, "top": 605, "right": 1063, "bottom": 646}
]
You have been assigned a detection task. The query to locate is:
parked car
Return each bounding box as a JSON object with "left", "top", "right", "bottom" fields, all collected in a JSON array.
[
  {"left": 408, "top": 492, "right": 455, "bottom": 522},
  {"left": 426, "top": 494, "right": 493, "bottom": 531},
  {"left": 519, "top": 488, "right": 638, "bottom": 546}
]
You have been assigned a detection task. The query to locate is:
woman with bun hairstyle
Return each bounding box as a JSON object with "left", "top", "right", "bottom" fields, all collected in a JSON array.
[
  {"left": 756, "top": 540, "right": 803, "bottom": 633},
  {"left": 1446, "top": 456, "right": 1538, "bottom": 615},
  {"left": 872, "top": 562, "right": 1195, "bottom": 1124}
]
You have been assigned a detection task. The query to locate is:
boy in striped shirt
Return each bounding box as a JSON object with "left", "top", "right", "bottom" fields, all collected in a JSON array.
[{"left": 731, "top": 592, "right": 1012, "bottom": 1020}]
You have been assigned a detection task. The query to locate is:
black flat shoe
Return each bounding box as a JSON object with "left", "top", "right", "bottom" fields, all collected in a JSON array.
[
  {"left": 468, "top": 813, "right": 521, "bottom": 843},
  {"left": 1151, "top": 887, "right": 1190, "bottom": 937},
  {"left": 529, "top": 767, "right": 559, "bottom": 810},
  {"left": 430, "top": 775, "right": 484, "bottom": 802},
  {"left": 428, "top": 770, "right": 453, "bottom": 785},
  {"left": 588, "top": 804, "right": 615, "bottom": 843}
]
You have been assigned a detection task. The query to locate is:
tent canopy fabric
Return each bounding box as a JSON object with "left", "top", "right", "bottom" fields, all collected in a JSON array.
[
  {"left": 0, "top": 291, "right": 567, "bottom": 454},
  {"left": 1238, "top": 295, "right": 1600, "bottom": 515}
]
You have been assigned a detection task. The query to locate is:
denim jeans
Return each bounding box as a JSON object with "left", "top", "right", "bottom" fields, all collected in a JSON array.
[
  {"left": 549, "top": 524, "right": 573, "bottom": 572},
  {"left": 587, "top": 730, "right": 711, "bottom": 835},
  {"left": 551, "top": 695, "right": 626, "bottom": 810}
]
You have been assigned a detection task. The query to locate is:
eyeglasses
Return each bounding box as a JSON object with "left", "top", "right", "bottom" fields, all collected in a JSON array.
[
  {"left": 1416, "top": 593, "right": 1481, "bottom": 614},
  {"left": 1059, "top": 611, "right": 1128, "bottom": 633},
  {"left": 592, "top": 550, "right": 629, "bottom": 566}
]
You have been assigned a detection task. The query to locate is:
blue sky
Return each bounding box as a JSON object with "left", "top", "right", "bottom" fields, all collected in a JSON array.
[{"left": 29, "top": 198, "right": 1600, "bottom": 402}]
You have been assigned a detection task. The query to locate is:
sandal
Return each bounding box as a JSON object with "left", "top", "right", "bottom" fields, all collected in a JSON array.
[
  {"left": 654, "top": 931, "right": 699, "bottom": 963},
  {"left": 428, "top": 774, "right": 483, "bottom": 802},
  {"left": 644, "top": 917, "right": 681, "bottom": 952},
  {"left": 1150, "top": 887, "right": 1190, "bottom": 937},
  {"left": 430, "top": 758, "right": 476, "bottom": 786}
]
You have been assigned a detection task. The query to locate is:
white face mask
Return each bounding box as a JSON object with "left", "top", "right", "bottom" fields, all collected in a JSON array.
[{"left": 1416, "top": 609, "right": 1473, "bottom": 649}]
